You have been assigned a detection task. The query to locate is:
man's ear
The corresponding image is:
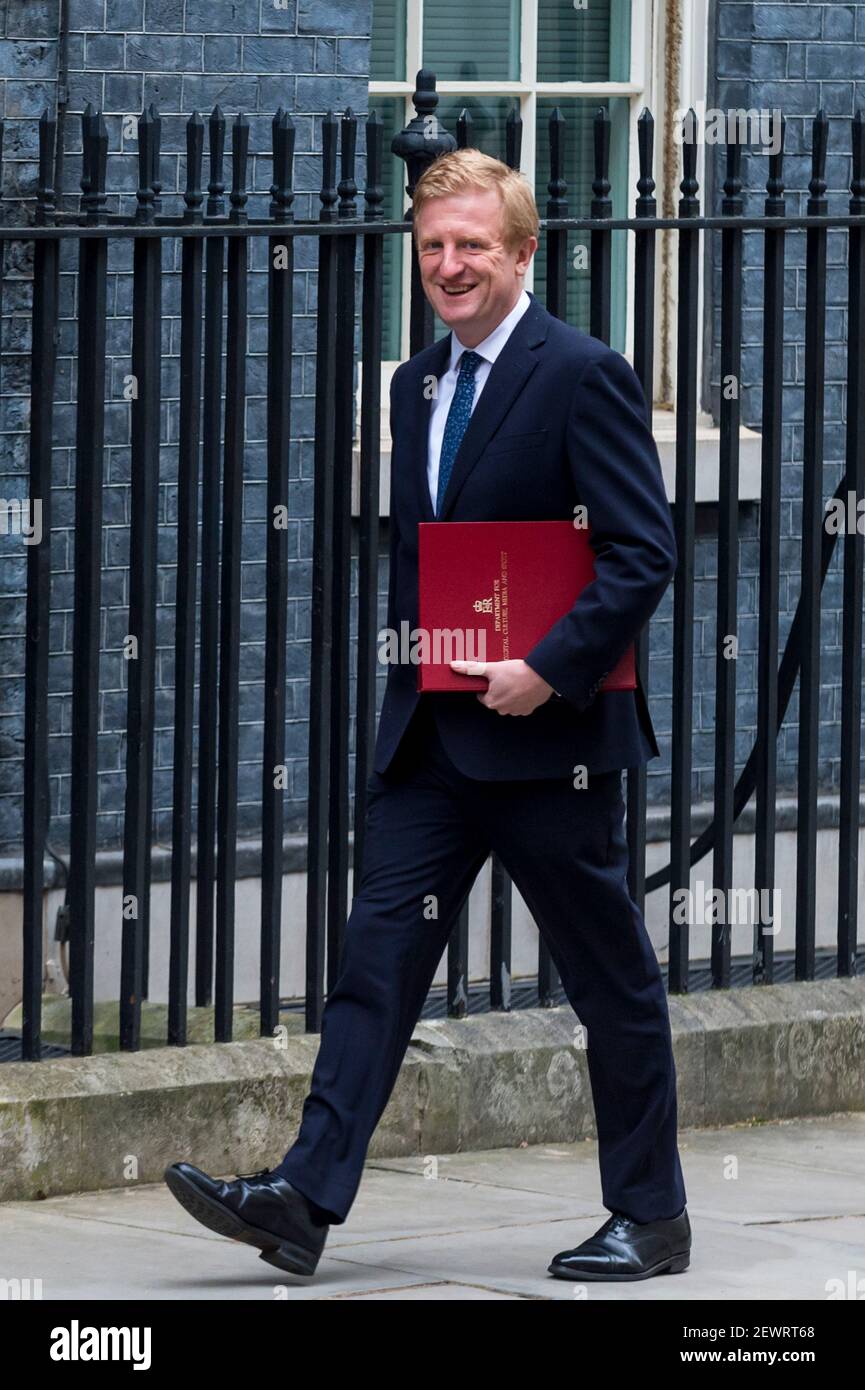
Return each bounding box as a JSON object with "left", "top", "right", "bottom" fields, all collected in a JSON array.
[{"left": 516, "top": 235, "right": 538, "bottom": 275}]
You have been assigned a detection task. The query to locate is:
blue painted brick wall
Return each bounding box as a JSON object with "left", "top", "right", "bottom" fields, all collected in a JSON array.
[{"left": 0, "top": 0, "right": 374, "bottom": 854}]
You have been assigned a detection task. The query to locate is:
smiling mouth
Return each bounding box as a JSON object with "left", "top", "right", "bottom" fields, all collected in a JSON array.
[{"left": 440, "top": 284, "right": 476, "bottom": 297}]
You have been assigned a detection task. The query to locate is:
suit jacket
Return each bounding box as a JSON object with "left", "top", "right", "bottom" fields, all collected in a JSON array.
[{"left": 372, "top": 289, "right": 677, "bottom": 780}]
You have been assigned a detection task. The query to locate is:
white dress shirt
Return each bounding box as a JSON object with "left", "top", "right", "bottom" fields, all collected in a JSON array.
[{"left": 427, "top": 288, "right": 531, "bottom": 511}]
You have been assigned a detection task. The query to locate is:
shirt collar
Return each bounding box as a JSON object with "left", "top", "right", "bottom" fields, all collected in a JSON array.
[{"left": 448, "top": 288, "right": 531, "bottom": 373}]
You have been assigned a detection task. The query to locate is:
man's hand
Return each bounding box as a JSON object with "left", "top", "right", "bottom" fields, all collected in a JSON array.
[{"left": 449, "top": 658, "right": 554, "bottom": 716}]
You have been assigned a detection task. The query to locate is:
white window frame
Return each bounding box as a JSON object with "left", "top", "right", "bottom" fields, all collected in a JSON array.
[{"left": 370, "top": 0, "right": 645, "bottom": 366}]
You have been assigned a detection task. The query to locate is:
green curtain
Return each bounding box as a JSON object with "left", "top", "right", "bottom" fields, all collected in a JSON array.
[
  {"left": 422, "top": 0, "right": 521, "bottom": 81},
  {"left": 537, "top": 0, "right": 631, "bottom": 82},
  {"left": 370, "top": 0, "right": 407, "bottom": 80}
]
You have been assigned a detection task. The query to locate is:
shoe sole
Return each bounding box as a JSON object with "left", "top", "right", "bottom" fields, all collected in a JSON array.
[
  {"left": 163, "top": 1167, "right": 322, "bottom": 1277},
  {"left": 548, "top": 1252, "right": 690, "bottom": 1281}
]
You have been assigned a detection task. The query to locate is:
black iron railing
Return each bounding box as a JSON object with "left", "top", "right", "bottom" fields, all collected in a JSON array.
[{"left": 3, "top": 70, "right": 863, "bottom": 1061}]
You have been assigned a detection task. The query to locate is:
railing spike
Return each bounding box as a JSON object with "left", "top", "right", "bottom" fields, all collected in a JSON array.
[
  {"left": 319, "top": 109, "right": 339, "bottom": 222},
  {"left": 36, "top": 109, "right": 57, "bottom": 225},
  {"left": 363, "top": 107, "right": 384, "bottom": 220},
  {"left": 338, "top": 107, "right": 358, "bottom": 219},
  {"left": 505, "top": 101, "right": 522, "bottom": 170},
  {"left": 636, "top": 108, "right": 656, "bottom": 216},
  {"left": 183, "top": 110, "right": 204, "bottom": 224},
  {"left": 207, "top": 105, "right": 226, "bottom": 217},
  {"left": 270, "top": 108, "right": 295, "bottom": 223},
  {"left": 228, "top": 110, "right": 249, "bottom": 224}
]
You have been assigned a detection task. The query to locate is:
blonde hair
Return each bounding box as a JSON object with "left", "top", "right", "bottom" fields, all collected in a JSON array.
[{"left": 412, "top": 147, "right": 539, "bottom": 251}]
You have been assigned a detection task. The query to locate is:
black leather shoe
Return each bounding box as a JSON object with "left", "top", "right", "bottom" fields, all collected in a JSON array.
[
  {"left": 164, "top": 1163, "right": 329, "bottom": 1276},
  {"left": 548, "top": 1208, "right": 691, "bottom": 1282}
]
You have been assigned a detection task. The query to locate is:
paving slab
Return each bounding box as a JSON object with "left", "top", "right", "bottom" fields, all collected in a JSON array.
[{"left": 0, "top": 1112, "right": 862, "bottom": 1301}]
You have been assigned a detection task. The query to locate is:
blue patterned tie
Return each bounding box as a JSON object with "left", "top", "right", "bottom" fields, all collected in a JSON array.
[{"left": 435, "top": 349, "right": 483, "bottom": 516}]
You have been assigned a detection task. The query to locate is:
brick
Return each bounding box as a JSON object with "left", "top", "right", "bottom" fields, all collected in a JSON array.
[
  {"left": 85, "top": 33, "right": 126, "bottom": 69},
  {"left": 104, "top": 71, "right": 144, "bottom": 111},
  {"left": 337, "top": 37, "right": 367, "bottom": 76},
  {"left": 718, "top": 4, "right": 755, "bottom": 40},
  {"left": 296, "top": 73, "right": 365, "bottom": 112},
  {"left": 260, "top": 0, "right": 297, "bottom": 33},
  {"left": 716, "top": 40, "right": 757, "bottom": 80},
  {"left": 204, "top": 35, "right": 241, "bottom": 71},
  {"left": 314, "top": 35, "right": 336, "bottom": 72},
  {"left": 749, "top": 41, "right": 788, "bottom": 81},
  {"left": 822, "top": 5, "right": 856, "bottom": 43},
  {"left": 298, "top": 0, "right": 371, "bottom": 38},
  {"left": 243, "top": 34, "right": 320, "bottom": 72},
  {"left": 0, "top": 40, "right": 55, "bottom": 79},
  {"left": 5, "top": 0, "right": 59, "bottom": 40},
  {"left": 126, "top": 34, "right": 202, "bottom": 70},
  {"left": 141, "top": 73, "right": 183, "bottom": 109},
  {"left": 186, "top": 0, "right": 249, "bottom": 32},
  {"left": 754, "top": 5, "right": 821, "bottom": 40},
  {"left": 106, "top": 0, "right": 145, "bottom": 31},
  {"left": 180, "top": 73, "right": 259, "bottom": 108},
  {"left": 67, "top": 0, "right": 105, "bottom": 28},
  {"left": 142, "top": 0, "right": 184, "bottom": 31},
  {"left": 807, "top": 43, "right": 865, "bottom": 79},
  {"left": 2, "top": 79, "right": 56, "bottom": 116}
]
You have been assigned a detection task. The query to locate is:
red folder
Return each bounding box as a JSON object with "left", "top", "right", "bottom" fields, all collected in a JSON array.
[{"left": 416, "top": 520, "right": 636, "bottom": 693}]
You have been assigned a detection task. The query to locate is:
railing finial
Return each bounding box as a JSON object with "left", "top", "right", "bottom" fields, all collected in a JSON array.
[
  {"left": 765, "top": 112, "right": 786, "bottom": 215},
  {"left": 338, "top": 107, "right": 358, "bottom": 219},
  {"left": 635, "top": 108, "right": 656, "bottom": 217},
  {"left": 591, "top": 107, "right": 611, "bottom": 216},
  {"left": 36, "top": 109, "right": 57, "bottom": 225},
  {"left": 228, "top": 110, "right": 249, "bottom": 225},
  {"left": 270, "top": 108, "right": 295, "bottom": 223},
  {"left": 207, "top": 105, "right": 226, "bottom": 217},
  {"left": 505, "top": 102, "right": 522, "bottom": 171},
  {"left": 546, "top": 106, "right": 567, "bottom": 218},
  {"left": 391, "top": 69, "right": 456, "bottom": 216},
  {"left": 808, "top": 109, "right": 829, "bottom": 215},
  {"left": 678, "top": 108, "right": 700, "bottom": 217},
  {"left": 363, "top": 108, "right": 384, "bottom": 220},
  {"left": 318, "top": 109, "right": 339, "bottom": 222},
  {"left": 183, "top": 110, "right": 204, "bottom": 224}
]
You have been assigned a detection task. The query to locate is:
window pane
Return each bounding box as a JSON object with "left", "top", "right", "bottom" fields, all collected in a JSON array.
[
  {"left": 537, "top": 0, "right": 631, "bottom": 82},
  {"left": 423, "top": 0, "right": 521, "bottom": 82},
  {"left": 533, "top": 97, "right": 629, "bottom": 352},
  {"left": 367, "top": 96, "right": 406, "bottom": 359},
  {"left": 371, "top": 0, "right": 407, "bottom": 81},
  {"left": 434, "top": 94, "right": 515, "bottom": 159}
]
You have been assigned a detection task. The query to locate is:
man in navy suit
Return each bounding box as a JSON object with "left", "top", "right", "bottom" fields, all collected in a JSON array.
[{"left": 165, "top": 148, "right": 690, "bottom": 1283}]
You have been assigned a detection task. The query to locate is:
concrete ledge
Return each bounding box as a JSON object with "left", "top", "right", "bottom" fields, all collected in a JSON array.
[
  {"left": 1, "top": 999, "right": 309, "bottom": 1051},
  {"left": 1, "top": 977, "right": 863, "bottom": 1203}
]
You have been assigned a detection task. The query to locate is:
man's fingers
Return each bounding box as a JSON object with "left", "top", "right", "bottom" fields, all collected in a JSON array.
[
  {"left": 477, "top": 694, "right": 506, "bottom": 714},
  {"left": 451, "top": 659, "right": 488, "bottom": 677}
]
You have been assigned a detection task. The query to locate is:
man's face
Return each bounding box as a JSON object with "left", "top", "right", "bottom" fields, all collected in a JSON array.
[{"left": 415, "top": 187, "right": 537, "bottom": 348}]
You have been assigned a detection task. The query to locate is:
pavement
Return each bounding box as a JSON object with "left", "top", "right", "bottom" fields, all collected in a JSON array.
[{"left": 1, "top": 1112, "right": 863, "bottom": 1300}]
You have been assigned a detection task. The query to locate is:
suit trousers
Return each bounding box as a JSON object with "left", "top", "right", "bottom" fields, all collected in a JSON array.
[{"left": 273, "top": 697, "right": 687, "bottom": 1225}]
